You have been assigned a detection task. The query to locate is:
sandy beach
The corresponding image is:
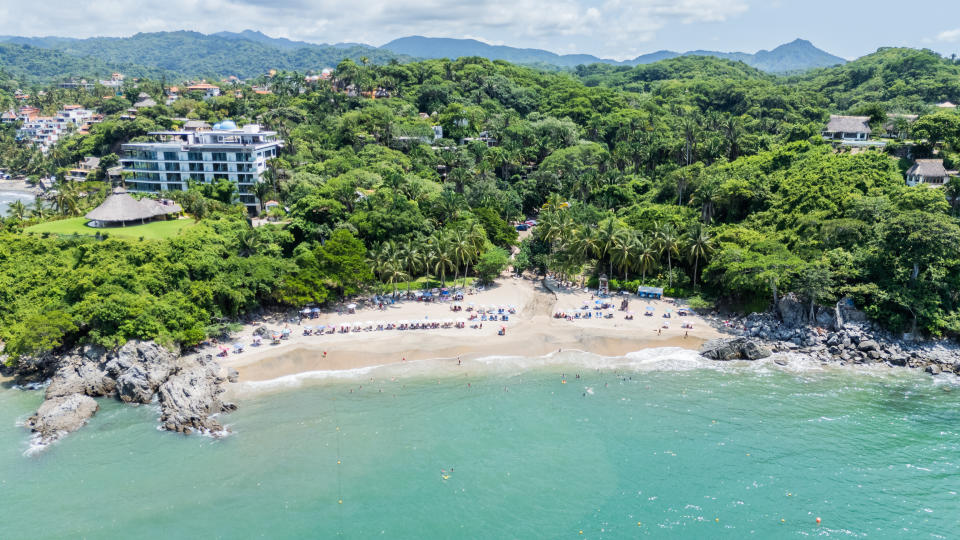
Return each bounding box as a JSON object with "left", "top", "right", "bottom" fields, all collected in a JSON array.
[{"left": 222, "top": 276, "right": 724, "bottom": 382}]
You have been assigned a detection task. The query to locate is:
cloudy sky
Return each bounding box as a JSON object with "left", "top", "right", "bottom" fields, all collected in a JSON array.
[{"left": 4, "top": 0, "right": 960, "bottom": 60}]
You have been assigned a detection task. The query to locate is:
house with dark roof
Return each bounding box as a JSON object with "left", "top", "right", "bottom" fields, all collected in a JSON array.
[
  {"left": 905, "top": 159, "right": 954, "bottom": 187},
  {"left": 822, "top": 115, "right": 872, "bottom": 142},
  {"left": 65, "top": 156, "right": 101, "bottom": 182}
]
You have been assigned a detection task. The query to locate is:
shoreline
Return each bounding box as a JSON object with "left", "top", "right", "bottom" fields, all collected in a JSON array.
[{"left": 221, "top": 277, "right": 721, "bottom": 383}]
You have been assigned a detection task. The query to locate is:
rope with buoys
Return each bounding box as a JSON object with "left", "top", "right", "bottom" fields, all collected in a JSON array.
[{"left": 333, "top": 397, "right": 344, "bottom": 536}]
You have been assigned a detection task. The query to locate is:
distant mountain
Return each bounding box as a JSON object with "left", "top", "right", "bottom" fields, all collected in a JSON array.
[
  {"left": 0, "top": 31, "right": 408, "bottom": 81},
  {"left": 212, "top": 30, "right": 335, "bottom": 51},
  {"left": 381, "top": 36, "right": 609, "bottom": 68},
  {"left": 381, "top": 36, "right": 846, "bottom": 73}
]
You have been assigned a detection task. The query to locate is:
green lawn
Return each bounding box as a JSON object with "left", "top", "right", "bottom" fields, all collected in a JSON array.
[{"left": 26, "top": 217, "right": 197, "bottom": 240}]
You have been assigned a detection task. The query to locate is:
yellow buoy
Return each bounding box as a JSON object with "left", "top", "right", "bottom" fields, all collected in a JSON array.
[
  {"left": 338, "top": 499, "right": 343, "bottom": 504},
  {"left": 337, "top": 460, "right": 341, "bottom": 464},
  {"left": 715, "top": 518, "right": 719, "bottom": 523}
]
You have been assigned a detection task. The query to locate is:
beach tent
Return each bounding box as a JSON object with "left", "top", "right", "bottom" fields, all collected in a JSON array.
[{"left": 636, "top": 286, "right": 665, "bottom": 299}]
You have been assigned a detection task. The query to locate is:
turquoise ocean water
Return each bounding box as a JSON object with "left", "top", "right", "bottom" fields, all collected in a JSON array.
[
  {"left": 1, "top": 348, "right": 958, "bottom": 539},
  {"left": 0, "top": 191, "right": 34, "bottom": 217}
]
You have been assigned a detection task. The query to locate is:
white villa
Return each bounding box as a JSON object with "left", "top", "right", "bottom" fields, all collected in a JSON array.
[{"left": 119, "top": 121, "right": 282, "bottom": 212}]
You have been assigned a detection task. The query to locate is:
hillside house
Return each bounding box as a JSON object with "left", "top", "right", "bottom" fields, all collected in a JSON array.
[
  {"left": 905, "top": 159, "right": 954, "bottom": 187},
  {"left": 822, "top": 115, "right": 872, "bottom": 142},
  {"left": 884, "top": 114, "right": 918, "bottom": 139},
  {"left": 185, "top": 82, "right": 221, "bottom": 99},
  {"left": 65, "top": 156, "right": 101, "bottom": 182}
]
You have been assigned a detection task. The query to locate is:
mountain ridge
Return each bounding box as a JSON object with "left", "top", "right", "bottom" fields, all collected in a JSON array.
[{"left": 381, "top": 36, "right": 846, "bottom": 73}]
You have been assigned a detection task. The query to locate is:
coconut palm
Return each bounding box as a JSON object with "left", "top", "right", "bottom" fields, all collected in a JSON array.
[
  {"left": 612, "top": 229, "right": 639, "bottom": 280},
  {"left": 636, "top": 236, "right": 657, "bottom": 284},
  {"left": 655, "top": 222, "right": 681, "bottom": 288},
  {"left": 429, "top": 233, "right": 456, "bottom": 287},
  {"left": 29, "top": 199, "right": 49, "bottom": 221},
  {"left": 595, "top": 218, "right": 620, "bottom": 278},
  {"left": 7, "top": 199, "right": 26, "bottom": 221},
  {"left": 686, "top": 226, "right": 713, "bottom": 289}
]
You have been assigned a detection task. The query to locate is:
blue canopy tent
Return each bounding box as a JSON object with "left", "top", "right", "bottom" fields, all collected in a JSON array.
[{"left": 636, "top": 286, "right": 665, "bottom": 299}]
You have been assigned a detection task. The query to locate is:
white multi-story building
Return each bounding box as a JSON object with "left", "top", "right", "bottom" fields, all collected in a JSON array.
[
  {"left": 16, "top": 105, "right": 94, "bottom": 153},
  {"left": 119, "top": 121, "right": 282, "bottom": 212}
]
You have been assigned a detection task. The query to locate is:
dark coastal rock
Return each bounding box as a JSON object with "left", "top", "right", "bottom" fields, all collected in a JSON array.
[
  {"left": 157, "top": 357, "right": 230, "bottom": 435},
  {"left": 20, "top": 340, "right": 235, "bottom": 448},
  {"left": 45, "top": 346, "right": 116, "bottom": 400},
  {"left": 777, "top": 293, "right": 806, "bottom": 327},
  {"left": 700, "top": 337, "right": 772, "bottom": 361},
  {"left": 26, "top": 393, "right": 99, "bottom": 445}
]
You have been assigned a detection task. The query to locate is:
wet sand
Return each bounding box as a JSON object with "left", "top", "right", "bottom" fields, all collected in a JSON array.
[{"left": 224, "top": 277, "right": 721, "bottom": 382}]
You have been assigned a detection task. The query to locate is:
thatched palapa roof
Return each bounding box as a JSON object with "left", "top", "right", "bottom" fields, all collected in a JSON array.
[
  {"left": 85, "top": 188, "right": 182, "bottom": 223},
  {"left": 825, "top": 115, "right": 871, "bottom": 134},
  {"left": 906, "top": 159, "right": 947, "bottom": 178}
]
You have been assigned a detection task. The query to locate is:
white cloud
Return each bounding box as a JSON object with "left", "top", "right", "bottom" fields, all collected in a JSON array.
[
  {"left": 2, "top": 0, "right": 751, "bottom": 60},
  {"left": 937, "top": 28, "right": 960, "bottom": 42}
]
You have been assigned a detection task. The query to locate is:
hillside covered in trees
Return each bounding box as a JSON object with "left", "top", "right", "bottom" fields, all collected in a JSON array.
[{"left": 2, "top": 47, "right": 960, "bottom": 361}]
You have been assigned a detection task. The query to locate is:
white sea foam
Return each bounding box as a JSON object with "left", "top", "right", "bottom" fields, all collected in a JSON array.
[{"left": 229, "top": 345, "right": 937, "bottom": 397}]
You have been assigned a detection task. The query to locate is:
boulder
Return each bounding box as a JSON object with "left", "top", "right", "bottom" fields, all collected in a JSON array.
[
  {"left": 45, "top": 352, "right": 116, "bottom": 400},
  {"left": 858, "top": 340, "right": 879, "bottom": 352},
  {"left": 777, "top": 293, "right": 806, "bottom": 327},
  {"left": 700, "top": 337, "right": 772, "bottom": 361},
  {"left": 26, "top": 393, "right": 99, "bottom": 445},
  {"left": 157, "top": 358, "right": 231, "bottom": 435}
]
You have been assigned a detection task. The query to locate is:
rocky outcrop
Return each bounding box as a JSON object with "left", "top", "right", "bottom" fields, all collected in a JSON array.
[
  {"left": 700, "top": 337, "right": 772, "bottom": 361},
  {"left": 158, "top": 356, "right": 236, "bottom": 435},
  {"left": 25, "top": 393, "right": 99, "bottom": 444},
  {"left": 20, "top": 341, "right": 236, "bottom": 447},
  {"left": 777, "top": 293, "right": 806, "bottom": 327},
  {"left": 719, "top": 309, "right": 960, "bottom": 375}
]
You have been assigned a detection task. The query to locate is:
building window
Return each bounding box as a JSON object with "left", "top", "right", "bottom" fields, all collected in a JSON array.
[
  {"left": 163, "top": 151, "right": 178, "bottom": 160},
  {"left": 187, "top": 151, "right": 203, "bottom": 161},
  {"left": 165, "top": 162, "right": 180, "bottom": 171},
  {"left": 211, "top": 152, "right": 227, "bottom": 161}
]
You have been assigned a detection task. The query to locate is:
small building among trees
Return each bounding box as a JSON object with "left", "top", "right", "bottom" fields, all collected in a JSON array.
[
  {"left": 822, "top": 115, "right": 872, "bottom": 142},
  {"left": 85, "top": 188, "right": 182, "bottom": 227},
  {"left": 906, "top": 159, "right": 953, "bottom": 187}
]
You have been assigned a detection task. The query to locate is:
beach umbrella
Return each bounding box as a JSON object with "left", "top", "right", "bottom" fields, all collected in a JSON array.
[
  {"left": 312, "top": 307, "right": 321, "bottom": 313},
  {"left": 281, "top": 328, "right": 291, "bottom": 335},
  {"left": 233, "top": 343, "right": 243, "bottom": 350},
  {"left": 304, "top": 325, "right": 313, "bottom": 331},
  {"left": 646, "top": 306, "right": 655, "bottom": 312},
  {"left": 301, "top": 308, "right": 310, "bottom": 315},
  {"left": 317, "top": 324, "right": 326, "bottom": 330},
  {"left": 347, "top": 303, "right": 357, "bottom": 309}
]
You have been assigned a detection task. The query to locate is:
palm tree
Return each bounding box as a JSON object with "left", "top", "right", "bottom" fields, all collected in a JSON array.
[
  {"left": 399, "top": 241, "right": 423, "bottom": 296},
  {"left": 29, "top": 199, "right": 48, "bottom": 221},
  {"left": 655, "top": 223, "right": 681, "bottom": 288},
  {"left": 612, "top": 230, "right": 639, "bottom": 280},
  {"left": 7, "top": 199, "right": 26, "bottom": 221},
  {"left": 462, "top": 224, "right": 486, "bottom": 288},
  {"left": 381, "top": 256, "right": 409, "bottom": 297},
  {"left": 636, "top": 236, "right": 657, "bottom": 284},
  {"left": 686, "top": 226, "right": 713, "bottom": 289},
  {"left": 237, "top": 228, "right": 264, "bottom": 257},
  {"left": 595, "top": 218, "right": 620, "bottom": 278},
  {"left": 429, "top": 234, "right": 456, "bottom": 287},
  {"left": 573, "top": 227, "right": 599, "bottom": 265}
]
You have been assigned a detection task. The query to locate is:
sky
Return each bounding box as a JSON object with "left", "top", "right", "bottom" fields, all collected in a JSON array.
[{"left": 3, "top": 0, "right": 960, "bottom": 61}]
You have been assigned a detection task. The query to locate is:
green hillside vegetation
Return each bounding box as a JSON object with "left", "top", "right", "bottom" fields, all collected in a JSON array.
[
  {"left": 0, "top": 43, "right": 167, "bottom": 83},
  {"left": 1, "top": 31, "right": 409, "bottom": 82},
  {"left": 2, "top": 49, "right": 960, "bottom": 362}
]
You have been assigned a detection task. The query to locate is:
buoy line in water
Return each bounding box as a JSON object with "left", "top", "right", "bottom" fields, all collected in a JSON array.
[{"left": 333, "top": 397, "right": 344, "bottom": 536}]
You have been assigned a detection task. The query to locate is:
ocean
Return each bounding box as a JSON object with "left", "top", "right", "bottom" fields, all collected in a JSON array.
[
  {"left": 1, "top": 348, "right": 957, "bottom": 539},
  {"left": 0, "top": 190, "right": 34, "bottom": 217}
]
